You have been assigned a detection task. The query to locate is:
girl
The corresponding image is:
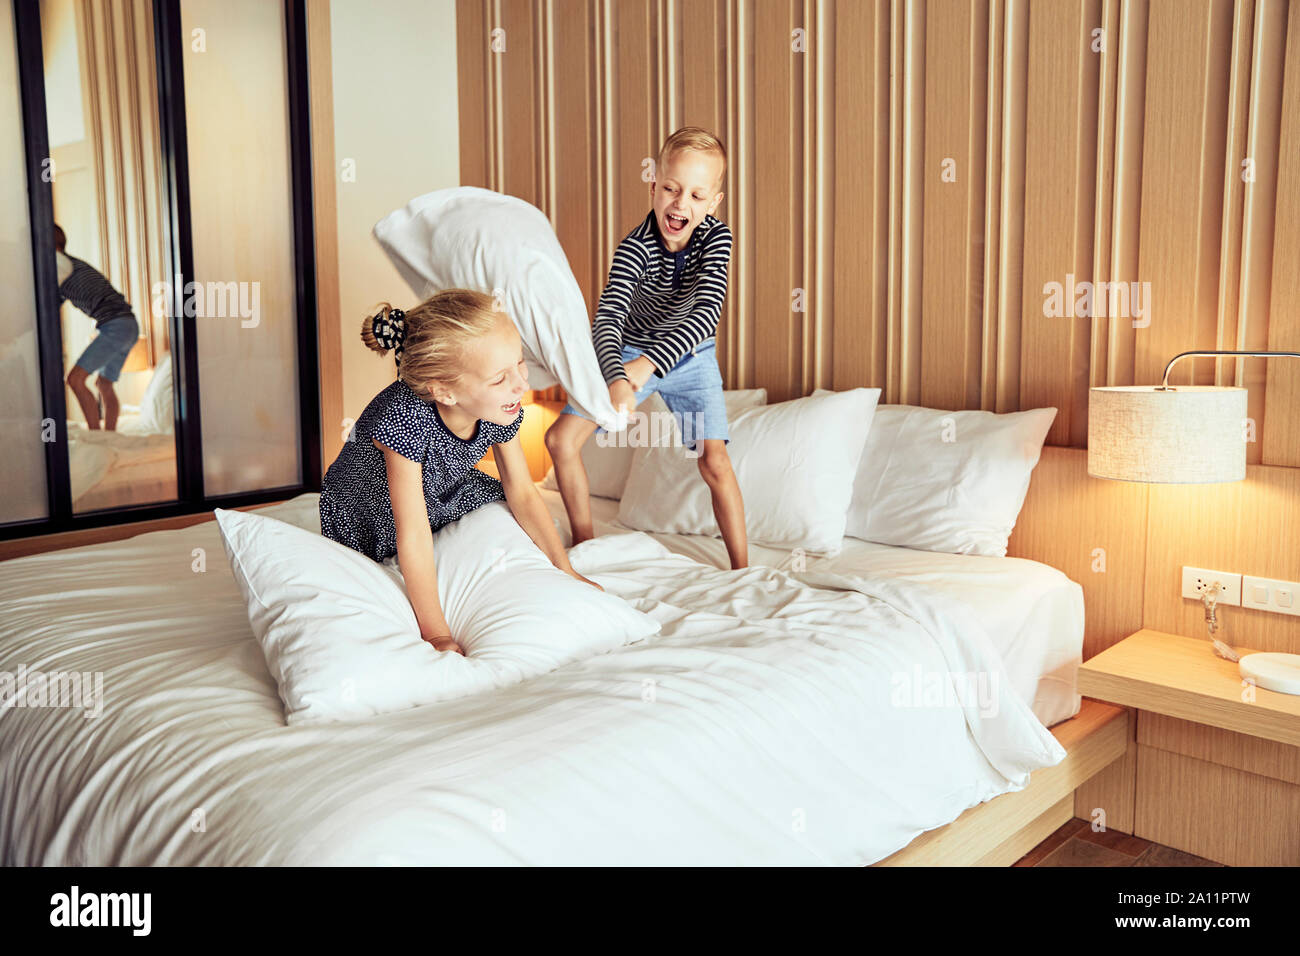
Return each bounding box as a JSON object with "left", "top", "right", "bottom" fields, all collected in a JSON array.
[{"left": 320, "top": 289, "right": 601, "bottom": 656}]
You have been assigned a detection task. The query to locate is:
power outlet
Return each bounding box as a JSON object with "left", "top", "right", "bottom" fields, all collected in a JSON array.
[
  {"left": 1181, "top": 567, "right": 1242, "bottom": 606},
  {"left": 1241, "top": 575, "right": 1300, "bottom": 617}
]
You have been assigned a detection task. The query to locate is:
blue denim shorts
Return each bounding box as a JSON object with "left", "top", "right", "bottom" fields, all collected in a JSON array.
[
  {"left": 74, "top": 315, "right": 139, "bottom": 382},
  {"left": 563, "top": 338, "right": 729, "bottom": 450}
]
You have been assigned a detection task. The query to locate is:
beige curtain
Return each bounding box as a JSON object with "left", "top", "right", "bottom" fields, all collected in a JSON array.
[{"left": 74, "top": 0, "right": 168, "bottom": 364}]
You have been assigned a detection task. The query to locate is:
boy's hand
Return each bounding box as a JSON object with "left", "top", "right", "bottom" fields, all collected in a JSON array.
[
  {"left": 425, "top": 634, "right": 465, "bottom": 656},
  {"left": 609, "top": 379, "right": 637, "bottom": 418},
  {"left": 623, "top": 356, "right": 656, "bottom": 390}
]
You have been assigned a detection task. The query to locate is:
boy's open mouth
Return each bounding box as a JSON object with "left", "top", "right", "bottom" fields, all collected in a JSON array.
[
  {"left": 501, "top": 399, "right": 521, "bottom": 415},
  {"left": 664, "top": 212, "right": 689, "bottom": 234}
]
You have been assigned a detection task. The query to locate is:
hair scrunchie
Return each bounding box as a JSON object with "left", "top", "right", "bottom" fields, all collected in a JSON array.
[{"left": 372, "top": 308, "right": 407, "bottom": 366}]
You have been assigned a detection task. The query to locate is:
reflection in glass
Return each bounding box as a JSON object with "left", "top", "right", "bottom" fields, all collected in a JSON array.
[
  {"left": 42, "top": 0, "right": 178, "bottom": 512},
  {"left": 183, "top": 0, "right": 302, "bottom": 496},
  {"left": 1, "top": 0, "right": 49, "bottom": 524}
]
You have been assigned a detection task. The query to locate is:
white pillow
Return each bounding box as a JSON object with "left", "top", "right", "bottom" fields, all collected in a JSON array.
[
  {"left": 541, "top": 388, "right": 768, "bottom": 500},
  {"left": 214, "top": 501, "right": 659, "bottom": 725},
  {"left": 135, "top": 352, "right": 174, "bottom": 434},
  {"left": 815, "top": 392, "right": 1056, "bottom": 556},
  {"left": 373, "top": 186, "right": 621, "bottom": 431},
  {"left": 616, "top": 388, "right": 880, "bottom": 555}
]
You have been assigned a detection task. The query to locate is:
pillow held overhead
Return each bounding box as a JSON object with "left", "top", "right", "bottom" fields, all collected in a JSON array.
[{"left": 373, "top": 186, "right": 621, "bottom": 431}]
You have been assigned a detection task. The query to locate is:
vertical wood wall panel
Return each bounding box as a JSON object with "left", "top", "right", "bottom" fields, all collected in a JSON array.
[
  {"left": 920, "top": 0, "right": 986, "bottom": 411},
  {"left": 1236, "top": 0, "right": 1287, "bottom": 463},
  {"left": 981, "top": 0, "right": 1005, "bottom": 410},
  {"left": 455, "top": 0, "right": 1298, "bottom": 461},
  {"left": 805, "top": 0, "right": 831, "bottom": 392},
  {"left": 1136, "top": 1, "right": 1224, "bottom": 391},
  {"left": 893, "top": 0, "right": 924, "bottom": 405},
  {"left": 830, "top": 0, "right": 889, "bottom": 393},
  {"left": 499, "top": 0, "right": 540, "bottom": 205},
  {"left": 678, "top": 0, "right": 734, "bottom": 376},
  {"left": 992, "top": 0, "right": 1028, "bottom": 412},
  {"left": 1101, "top": 0, "right": 1147, "bottom": 390},
  {"left": 456, "top": 0, "right": 489, "bottom": 188},
  {"left": 613, "top": 0, "right": 658, "bottom": 248},
  {"left": 729, "top": 0, "right": 754, "bottom": 387},
  {"left": 1214, "top": 0, "right": 1253, "bottom": 404},
  {"left": 551, "top": 0, "right": 599, "bottom": 311},
  {"left": 1262, "top": 3, "right": 1300, "bottom": 465},
  {"left": 751, "top": 0, "right": 801, "bottom": 401},
  {"left": 1020, "top": 0, "right": 1094, "bottom": 447}
]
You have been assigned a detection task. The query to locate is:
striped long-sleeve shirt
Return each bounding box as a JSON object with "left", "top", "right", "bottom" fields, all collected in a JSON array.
[
  {"left": 592, "top": 211, "right": 732, "bottom": 385},
  {"left": 56, "top": 253, "right": 135, "bottom": 327}
]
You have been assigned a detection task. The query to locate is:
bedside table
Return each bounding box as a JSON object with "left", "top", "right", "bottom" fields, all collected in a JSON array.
[
  {"left": 1077, "top": 628, "right": 1300, "bottom": 866},
  {"left": 1078, "top": 628, "right": 1300, "bottom": 747}
]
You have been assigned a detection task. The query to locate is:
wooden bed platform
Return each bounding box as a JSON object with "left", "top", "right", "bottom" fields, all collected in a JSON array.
[{"left": 876, "top": 699, "right": 1129, "bottom": 866}]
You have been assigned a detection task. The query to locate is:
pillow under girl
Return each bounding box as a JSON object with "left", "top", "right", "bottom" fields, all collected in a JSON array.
[{"left": 319, "top": 289, "right": 602, "bottom": 656}]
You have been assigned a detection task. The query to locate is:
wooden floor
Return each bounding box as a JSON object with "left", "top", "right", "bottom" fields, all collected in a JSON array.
[{"left": 1014, "top": 818, "right": 1224, "bottom": 866}]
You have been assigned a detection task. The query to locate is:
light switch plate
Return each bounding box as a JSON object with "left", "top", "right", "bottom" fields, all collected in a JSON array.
[
  {"left": 1241, "top": 575, "right": 1300, "bottom": 617},
  {"left": 1181, "top": 567, "right": 1242, "bottom": 605}
]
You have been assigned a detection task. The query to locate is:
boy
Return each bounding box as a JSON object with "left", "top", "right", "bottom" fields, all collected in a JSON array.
[
  {"left": 545, "top": 127, "right": 747, "bottom": 569},
  {"left": 54, "top": 224, "right": 141, "bottom": 431}
]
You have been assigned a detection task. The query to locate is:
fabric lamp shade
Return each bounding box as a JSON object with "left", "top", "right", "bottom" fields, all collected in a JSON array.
[
  {"left": 1087, "top": 386, "right": 1248, "bottom": 483},
  {"left": 121, "top": 337, "right": 150, "bottom": 374}
]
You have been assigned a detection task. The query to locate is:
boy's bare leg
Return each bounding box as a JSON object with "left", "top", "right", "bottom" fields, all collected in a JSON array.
[
  {"left": 66, "top": 365, "right": 101, "bottom": 429},
  {"left": 544, "top": 412, "right": 602, "bottom": 545},
  {"left": 96, "top": 376, "right": 120, "bottom": 431},
  {"left": 695, "top": 439, "right": 747, "bottom": 569}
]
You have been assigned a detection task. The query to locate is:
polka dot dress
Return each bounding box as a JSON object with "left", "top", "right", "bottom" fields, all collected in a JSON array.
[{"left": 320, "top": 379, "right": 524, "bottom": 563}]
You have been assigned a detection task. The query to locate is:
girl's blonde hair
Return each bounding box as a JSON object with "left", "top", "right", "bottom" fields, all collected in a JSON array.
[{"left": 361, "top": 289, "right": 502, "bottom": 391}]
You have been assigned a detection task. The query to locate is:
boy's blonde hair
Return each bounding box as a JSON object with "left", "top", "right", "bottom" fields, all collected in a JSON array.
[
  {"left": 657, "top": 127, "right": 727, "bottom": 189},
  {"left": 361, "top": 289, "right": 501, "bottom": 391}
]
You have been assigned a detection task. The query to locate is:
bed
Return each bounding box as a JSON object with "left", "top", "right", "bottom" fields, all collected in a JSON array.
[
  {"left": 544, "top": 488, "right": 1084, "bottom": 731},
  {"left": 66, "top": 354, "right": 179, "bottom": 512},
  {"left": 0, "top": 484, "right": 1086, "bottom": 866},
  {"left": 67, "top": 416, "right": 178, "bottom": 512}
]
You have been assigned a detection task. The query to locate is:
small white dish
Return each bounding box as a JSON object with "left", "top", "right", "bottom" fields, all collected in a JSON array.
[{"left": 1239, "top": 652, "right": 1300, "bottom": 696}]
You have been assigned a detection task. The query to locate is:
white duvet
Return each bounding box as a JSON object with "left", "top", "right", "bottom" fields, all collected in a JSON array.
[
  {"left": 67, "top": 415, "right": 176, "bottom": 502},
  {"left": 0, "top": 498, "right": 1065, "bottom": 865}
]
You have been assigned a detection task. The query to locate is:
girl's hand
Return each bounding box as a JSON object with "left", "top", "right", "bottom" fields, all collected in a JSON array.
[
  {"left": 565, "top": 567, "right": 604, "bottom": 591},
  {"left": 425, "top": 634, "right": 465, "bottom": 656}
]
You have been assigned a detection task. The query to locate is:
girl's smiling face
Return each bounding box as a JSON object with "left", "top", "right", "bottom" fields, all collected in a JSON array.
[
  {"left": 427, "top": 314, "right": 529, "bottom": 427},
  {"left": 651, "top": 149, "right": 725, "bottom": 251}
]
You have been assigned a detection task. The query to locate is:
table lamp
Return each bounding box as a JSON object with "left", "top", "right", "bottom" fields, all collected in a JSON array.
[
  {"left": 1088, "top": 349, "right": 1300, "bottom": 695},
  {"left": 122, "top": 337, "right": 151, "bottom": 374}
]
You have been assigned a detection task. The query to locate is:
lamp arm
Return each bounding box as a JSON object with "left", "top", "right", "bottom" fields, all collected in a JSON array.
[{"left": 1160, "top": 350, "right": 1300, "bottom": 388}]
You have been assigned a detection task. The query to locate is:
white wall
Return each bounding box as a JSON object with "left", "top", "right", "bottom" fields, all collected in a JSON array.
[{"left": 329, "top": 0, "right": 459, "bottom": 425}]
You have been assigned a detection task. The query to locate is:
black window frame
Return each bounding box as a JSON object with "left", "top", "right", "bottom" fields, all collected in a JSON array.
[{"left": 5, "top": 0, "right": 322, "bottom": 541}]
